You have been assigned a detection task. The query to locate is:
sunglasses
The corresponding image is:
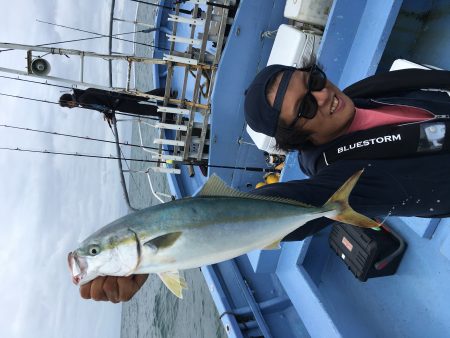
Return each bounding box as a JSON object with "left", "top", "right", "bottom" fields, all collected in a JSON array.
[{"left": 288, "top": 65, "right": 327, "bottom": 128}]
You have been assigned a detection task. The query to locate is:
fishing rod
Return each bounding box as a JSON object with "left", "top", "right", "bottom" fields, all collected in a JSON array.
[
  {"left": 0, "top": 92, "right": 67, "bottom": 105},
  {"left": 35, "top": 19, "right": 168, "bottom": 51},
  {"left": 133, "top": 0, "right": 232, "bottom": 12},
  {"left": 110, "top": 121, "right": 142, "bottom": 210},
  {"left": 1, "top": 146, "right": 281, "bottom": 173},
  {"left": 0, "top": 27, "right": 156, "bottom": 54},
  {"left": 130, "top": 0, "right": 193, "bottom": 15},
  {"left": 0, "top": 74, "right": 73, "bottom": 90},
  {"left": 173, "top": 0, "right": 233, "bottom": 10},
  {"left": 0, "top": 92, "right": 161, "bottom": 121},
  {"left": 0, "top": 123, "right": 165, "bottom": 152}
]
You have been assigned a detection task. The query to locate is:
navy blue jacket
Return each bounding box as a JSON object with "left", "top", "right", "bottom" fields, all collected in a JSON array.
[{"left": 252, "top": 69, "right": 450, "bottom": 241}]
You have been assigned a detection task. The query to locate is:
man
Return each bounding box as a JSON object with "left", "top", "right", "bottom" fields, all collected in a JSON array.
[
  {"left": 244, "top": 63, "right": 450, "bottom": 239},
  {"left": 59, "top": 87, "right": 174, "bottom": 122},
  {"left": 79, "top": 63, "right": 450, "bottom": 302}
]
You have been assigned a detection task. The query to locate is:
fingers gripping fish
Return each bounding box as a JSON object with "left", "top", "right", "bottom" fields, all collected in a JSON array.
[{"left": 68, "top": 170, "right": 379, "bottom": 298}]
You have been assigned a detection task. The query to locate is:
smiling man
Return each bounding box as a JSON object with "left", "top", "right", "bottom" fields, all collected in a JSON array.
[
  {"left": 78, "top": 62, "right": 450, "bottom": 303},
  {"left": 269, "top": 64, "right": 356, "bottom": 146},
  {"left": 243, "top": 62, "right": 450, "bottom": 242}
]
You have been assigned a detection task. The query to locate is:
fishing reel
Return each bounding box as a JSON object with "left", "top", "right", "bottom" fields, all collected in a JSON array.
[
  {"left": 254, "top": 152, "right": 286, "bottom": 189},
  {"left": 264, "top": 152, "right": 285, "bottom": 166}
]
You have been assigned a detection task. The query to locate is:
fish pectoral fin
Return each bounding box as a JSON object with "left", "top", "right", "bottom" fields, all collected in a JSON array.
[
  {"left": 324, "top": 170, "right": 380, "bottom": 229},
  {"left": 262, "top": 240, "right": 282, "bottom": 250},
  {"left": 158, "top": 271, "right": 187, "bottom": 299},
  {"left": 144, "top": 232, "right": 182, "bottom": 253}
]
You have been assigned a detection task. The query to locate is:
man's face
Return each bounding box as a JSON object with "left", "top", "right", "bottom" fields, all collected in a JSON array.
[
  {"left": 66, "top": 100, "right": 78, "bottom": 108},
  {"left": 267, "top": 70, "right": 355, "bottom": 145}
]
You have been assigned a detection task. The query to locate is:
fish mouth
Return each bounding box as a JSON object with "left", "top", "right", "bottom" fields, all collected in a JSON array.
[{"left": 68, "top": 251, "right": 88, "bottom": 285}]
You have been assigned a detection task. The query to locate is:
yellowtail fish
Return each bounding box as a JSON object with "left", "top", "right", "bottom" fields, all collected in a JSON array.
[{"left": 68, "top": 170, "right": 378, "bottom": 298}]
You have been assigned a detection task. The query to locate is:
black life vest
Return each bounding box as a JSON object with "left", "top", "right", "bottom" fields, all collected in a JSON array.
[
  {"left": 299, "top": 72, "right": 450, "bottom": 176},
  {"left": 320, "top": 120, "right": 450, "bottom": 166},
  {"left": 319, "top": 93, "right": 450, "bottom": 166}
]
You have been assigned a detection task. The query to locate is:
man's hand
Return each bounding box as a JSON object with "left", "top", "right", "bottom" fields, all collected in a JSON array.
[
  {"left": 79, "top": 275, "right": 149, "bottom": 303},
  {"left": 103, "top": 110, "right": 116, "bottom": 127}
]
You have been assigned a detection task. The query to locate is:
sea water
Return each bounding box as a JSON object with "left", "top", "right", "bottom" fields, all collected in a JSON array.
[{"left": 120, "top": 3, "right": 226, "bottom": 338}]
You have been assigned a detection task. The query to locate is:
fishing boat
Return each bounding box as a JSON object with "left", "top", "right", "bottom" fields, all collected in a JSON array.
[
  {"left": 2, "top": 0, "right": 449, "bottom": 337},
  {"left": 144, "top": 0, "right": 450, "bottom": 337}
]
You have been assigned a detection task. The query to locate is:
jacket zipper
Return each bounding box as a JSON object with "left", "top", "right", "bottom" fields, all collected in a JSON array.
[{"left": 369, "top": 99, "right": 450, "bottom": 126}]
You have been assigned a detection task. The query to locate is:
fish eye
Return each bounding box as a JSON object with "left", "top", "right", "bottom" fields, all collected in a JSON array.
[{"left": 88, "top": 245, "right": 101, "bottom": 256}]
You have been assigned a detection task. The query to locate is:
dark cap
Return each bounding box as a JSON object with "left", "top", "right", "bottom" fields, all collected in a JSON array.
[{"left": 244, "top": 64, "right": 297, "bottom": 136}]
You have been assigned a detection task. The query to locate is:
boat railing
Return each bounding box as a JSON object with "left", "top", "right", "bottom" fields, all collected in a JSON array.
[
  {"left": 113, "top": 0, "right": 236, "bottom": 205},
  {"left": 112, "top": 0, "right": 234, "bottom": 180},
  {"left": 152, "top": 0, "right": 234, "bottom": 174}
]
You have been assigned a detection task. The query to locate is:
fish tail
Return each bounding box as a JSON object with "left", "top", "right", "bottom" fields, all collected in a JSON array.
[{"left": 323, "top": 170, "right": 380, "bottom": 229}]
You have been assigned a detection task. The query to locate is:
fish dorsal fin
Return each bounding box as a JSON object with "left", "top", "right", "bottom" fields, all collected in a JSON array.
[
  {"left": 196, "top": 174, "right": 244, "bottom": 197},
  {"left": 196, "top": 174, "right": 314, "bottom": 207},
  {"left": 144, "top": 232, "right": 182, "bottom": 253},
  {"left": 158, "top": 271, "right": 187, "bottom": 299},
  {"left": 262, "top": 239, "right": 282, "bottom": 250}
]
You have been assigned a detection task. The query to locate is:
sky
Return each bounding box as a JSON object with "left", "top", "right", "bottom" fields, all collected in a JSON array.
[{"left": 0, "top": 1, "right": 141, "bottom": 337}]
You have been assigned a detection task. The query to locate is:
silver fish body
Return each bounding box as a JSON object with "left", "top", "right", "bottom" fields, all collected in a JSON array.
[
  {"left": 125, "top": 196, "right": 334, "bottom": 272},
  {"left": 68, "top": 171, "right": 378, "bottom": 298}
]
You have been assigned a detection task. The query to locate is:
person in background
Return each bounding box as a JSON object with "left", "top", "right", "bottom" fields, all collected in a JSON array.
[{"left": 59, "top": 87, "right": 175, "bottom": 123}]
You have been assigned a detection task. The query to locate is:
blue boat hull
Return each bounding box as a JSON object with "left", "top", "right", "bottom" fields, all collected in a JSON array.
[{"left": 153, "top": 1, "right": 450, "bottom": 337}]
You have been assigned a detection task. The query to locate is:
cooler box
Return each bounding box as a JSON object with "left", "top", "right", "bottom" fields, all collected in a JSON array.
[
  {"left": 329, "top": 223, "right": 407, "bottom": 282},
  {"left": 284, "top": 0, "right": 333, "bottom": 27},
  {"left": 267, "top": 24, "right": 322, "bottom": 67}
]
